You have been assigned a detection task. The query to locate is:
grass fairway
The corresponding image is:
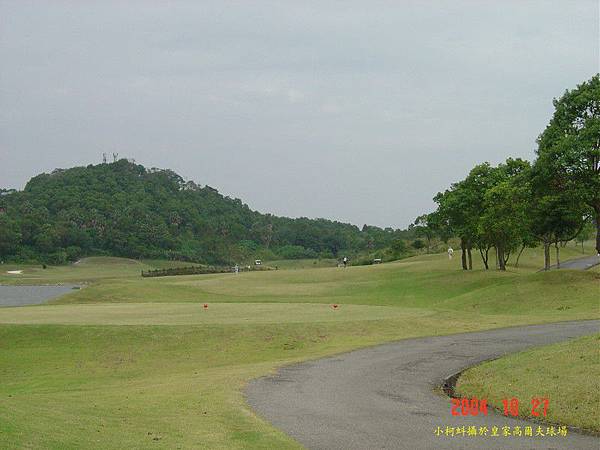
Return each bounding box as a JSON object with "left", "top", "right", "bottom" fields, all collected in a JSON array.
[
  {"left": 0, "top": 257, "right": 150, "bottom": 285},
  {"left": 455, "top": 334, "right": 600, "bottom": 433},
  {"left": 0, "top": 302, "right": 428, "bottom": 325},
  {"left": 0, "top": 257, "right": 203, "bottom": 286},
  {"left": 0, "top": 317, "right": 524, "bottom": 450},
  {"left": 0, "top": 248, "right": 599, "bottom": 448}
]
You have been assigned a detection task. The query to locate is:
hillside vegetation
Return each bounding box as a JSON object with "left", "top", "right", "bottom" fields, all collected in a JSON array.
[{"left": 0, "top": 160, "right": 411, "bottom": 265}]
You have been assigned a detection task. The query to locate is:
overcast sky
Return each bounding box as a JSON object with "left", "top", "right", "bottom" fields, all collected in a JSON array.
[{"left": 1, "top": 1, "right": 598, "bottom": 228}]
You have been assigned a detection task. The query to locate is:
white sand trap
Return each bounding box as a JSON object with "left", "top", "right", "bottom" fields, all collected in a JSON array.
[
  {"left": 6, "top": 270, "right": 23, "bottom": 274},
  {"left": 0, "top": 302, "right": 428, "bottom": 325}
]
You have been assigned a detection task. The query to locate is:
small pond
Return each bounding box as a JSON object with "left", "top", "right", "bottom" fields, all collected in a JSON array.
[{"left": 0, "top": 285, "right": 77, "bottom": 307}]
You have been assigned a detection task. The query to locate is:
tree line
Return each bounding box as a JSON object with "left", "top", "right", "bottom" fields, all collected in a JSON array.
[
  {"left": 418, "top": 75, "right": 599, "bottom": 271},
  {"left": 0, "top": 159, "right": 413, "bottom": 265}
]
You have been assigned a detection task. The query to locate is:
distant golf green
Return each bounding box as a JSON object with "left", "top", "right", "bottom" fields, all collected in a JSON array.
[{"left": 0, "top": 245, "right": 598, "bottom": 449}]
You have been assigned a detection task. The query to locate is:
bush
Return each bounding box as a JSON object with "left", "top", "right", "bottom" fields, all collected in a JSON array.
[
  {"left": 46, "top": 250, "right": 68, "bottom": 265},
  {"left": 141, "top": 265, "right": 272, "bottom": 278},
  {"left": 65, "top": 246, "right": 83, "bottom": 261},
  {"left": 275, "top": 245, "right": 318, "bottom": 259},
  {"left": 238, "top": 240, "right": 259, "bottom": 255},
  {"left": 254, "top": 248, "right": 277, "bottom": 261},
  {"left": 390, "top": 239, "right": 407, "bottom": 253},
  {"left": 318, "top": 250, "right": 335, "bottom": 259},
  {"left": 412, "top": 239, "right": 425, "bottom": 250}
]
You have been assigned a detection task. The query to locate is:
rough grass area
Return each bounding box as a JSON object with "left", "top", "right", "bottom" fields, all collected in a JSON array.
[{"left": 455, "top": 334, "right": 600, "bottom": 433}]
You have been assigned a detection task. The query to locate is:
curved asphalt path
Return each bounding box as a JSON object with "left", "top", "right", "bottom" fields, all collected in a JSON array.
[
  {"left": 247, "top": 320, "right": 600, "bottom": 449},
  {"left": 553, "top": 254, "right": 600, "bottom": 270}
]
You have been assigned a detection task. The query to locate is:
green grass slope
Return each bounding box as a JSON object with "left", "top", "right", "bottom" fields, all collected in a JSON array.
[
  {"left": 455, "top": 334, "right": 600, "bottom": 433},
  {"left": 0, "top": 257, "right": 151, "bottom": 285}
]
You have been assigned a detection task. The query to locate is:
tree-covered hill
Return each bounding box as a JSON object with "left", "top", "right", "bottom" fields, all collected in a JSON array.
[{"left": 0, "top": 160, "right": 407, "bottom": 264}]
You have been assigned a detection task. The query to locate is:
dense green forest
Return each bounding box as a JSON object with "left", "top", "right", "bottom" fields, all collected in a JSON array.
[
  {"left": 0, "top": 160, "right": 412, "bottom": 264},
  {"left": 421, "top": 75, "right": 599, "bottom": 270}
]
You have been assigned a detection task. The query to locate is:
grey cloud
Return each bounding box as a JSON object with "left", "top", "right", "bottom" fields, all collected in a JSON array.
[{"left": 1, "top": 0, "right": 598, "bottom": 227}]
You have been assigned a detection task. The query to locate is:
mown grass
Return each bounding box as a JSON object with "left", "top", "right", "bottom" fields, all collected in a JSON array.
[
  {"left": 0, "top": 257, "right": 149, "bottom": 285},
  {"left": 0, "top": 241, "right": 592, "bottom": 287},
  {"left": 0, "top": 317, "right": 510, "bottom": 449},
  {"left": 455, "top": 334, "right": 600, "bottom": 433},
  {"left": 0, "top": 257, "right": 205, "bottom": 285},
  {"left": 0, "top": 246, "right": 598, "bottom": 448},
  {"left": 46, "top": 249, "right": 600, "bottom": 325},
  {"left": 0, "top": 303, "right": 430, "bottom": 325},
  {"left": 4, "top": 313, "right": 594, "bottom": 450}
]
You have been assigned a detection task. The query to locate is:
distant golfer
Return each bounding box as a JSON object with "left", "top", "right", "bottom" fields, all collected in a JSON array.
[
  {"left": 447, "top": 247, "right": 454, "bottom": 260},
  {"left": 343, "top": 256, "right": 348, "bottom": 268}
]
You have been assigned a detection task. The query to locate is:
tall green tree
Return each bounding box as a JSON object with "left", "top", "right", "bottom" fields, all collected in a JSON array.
[
  {"left": 537, "top": 74, "right": 600, "bottom": 254},
  {"left": 411, "top": 214, "right": 435, "bottom": 253},
  {"left": 0, "top": 216, "right": 22, "bottom": 260},
  {"left": 433, "top": 184, "right": 471, "bottom": 270},
  {"left": 478, "top": 179, "right": 529, "bottom": 271},
  {"left": 576, "top": 219, "right": 595, "bottom": 253},
  {"left": 531, "top": 137, "right": 590, "bottom": 270}
]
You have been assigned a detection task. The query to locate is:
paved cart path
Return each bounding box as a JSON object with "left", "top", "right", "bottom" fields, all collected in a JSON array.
[
  {"left": 247, "top": 320, "right": 600, "bottom": 449},
  {"left": 554, "top": 254, "right": 600, "bottom": 270}
]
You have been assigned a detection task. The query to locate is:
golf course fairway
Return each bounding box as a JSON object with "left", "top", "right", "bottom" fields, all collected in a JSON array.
[{"left": 0, "top": 247, "right": 599, "bottom": 449}]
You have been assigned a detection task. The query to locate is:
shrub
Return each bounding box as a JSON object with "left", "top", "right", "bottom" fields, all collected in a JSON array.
[
  {"left": 275, "top": 245, "right": 317, "bottom": 259},
  {"left": 412, "top": 239, "right": 425, "bottom": 250}
]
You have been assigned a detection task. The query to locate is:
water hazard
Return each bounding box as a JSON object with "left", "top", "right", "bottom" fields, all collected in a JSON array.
[{"left": 0, "top": 285, "right": 76, "bottom": 307}]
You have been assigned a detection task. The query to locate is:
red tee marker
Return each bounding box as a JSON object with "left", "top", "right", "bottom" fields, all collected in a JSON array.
[
  {"left": 332, "top": 304, "right": 339, "bottom": 310},
  {"left": 203, "top": 303, "right": 208, "bottom": 310}
]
